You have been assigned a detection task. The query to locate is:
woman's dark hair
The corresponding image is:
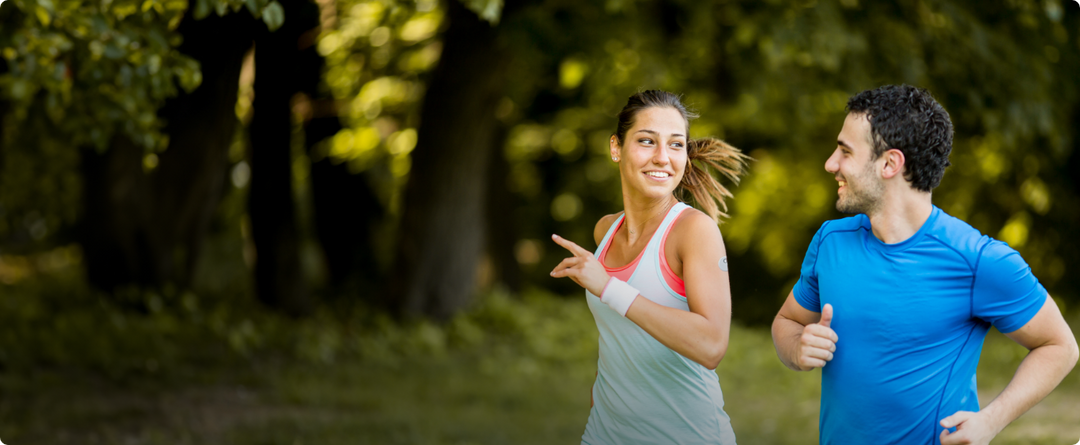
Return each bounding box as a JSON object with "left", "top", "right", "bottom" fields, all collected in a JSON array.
[
  {"left": 846, "top": 85, "right": 954, "bottom": 192},
  {"left": 614, "top": 90, "right": 749, "bottom": 222}
]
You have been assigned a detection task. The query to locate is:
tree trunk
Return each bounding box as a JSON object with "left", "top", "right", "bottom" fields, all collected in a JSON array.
[
  {"left": 484, "top": 122, "right": 522, "bottom": 293},
  {"left": 388, "top": 0, "right": 510, "bottom": 320},
  {"left": 0, "top": 100, "right": 7, "bottom": 188},
  {"left": 0, "top": 57, "right": 7, "bottom": 177},
  {"left": 80, "top": 11, "right": 255, "bottom": 292},
  {"left": 307, "top": 115, "right": 384, "bottom": 291},
  {"left": 248, "top": 0, "right": 322, "bottom": 316}
]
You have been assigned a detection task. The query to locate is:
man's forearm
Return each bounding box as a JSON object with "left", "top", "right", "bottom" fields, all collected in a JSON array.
[
  {"left": 981, "top": 343, "right": 1079, "bottom": 432},
  {"left": 771, "top": 315, "right": 808, "bottom": 371}
]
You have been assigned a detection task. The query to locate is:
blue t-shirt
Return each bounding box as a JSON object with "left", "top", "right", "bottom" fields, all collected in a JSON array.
[{"left": 793, "top": 206, "right": 1047, "bottom": 445}]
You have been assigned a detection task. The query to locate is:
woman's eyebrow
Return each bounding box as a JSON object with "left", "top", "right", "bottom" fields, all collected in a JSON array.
[{"left": 634, "top": 129, "right": 685, "bottom": 138}]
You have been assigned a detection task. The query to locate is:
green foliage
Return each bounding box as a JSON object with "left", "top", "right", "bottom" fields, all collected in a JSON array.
[
  {"left": 4, "top": 1, "right": 1078, "bottom": 438},
  {"left": 405, "top": 0, "right": 1080, "bottom": 317},
  {"left": 315, "top": 0, "right": 442, "bottom": 215},
  {"left": 0, "top": 266, "right": 313, "bottom": 379},
  {"left": 4, "top": 0, "right": 1076, "bottom": 323},
  {"left": 0, "top": 0, "right": 284, "bottom": 257},
  {"left": 0, "top": 119, "right": 81, "bottom": 253},
  {"left": 462, "top": 0, "right": 501, "bottom": 24},
  {"left": 2, "top": 277, "right": 1077, "bottom": 443},
  {"left": 258, "top": 0, "right": 284, "bottom": 30},
  {"left": 0, "top": 0, "right": 283, "bottom": 150},
  {"left": 0, "top": 261, "right": 596, "bottom": 375},
  {"left": 285, "top": 287, "right": 601, "bottom": 369}
]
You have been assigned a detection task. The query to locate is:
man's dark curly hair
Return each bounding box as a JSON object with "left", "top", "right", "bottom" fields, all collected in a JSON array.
[{"left": 846, "top": 85, "right": 954, "bottom": 192}]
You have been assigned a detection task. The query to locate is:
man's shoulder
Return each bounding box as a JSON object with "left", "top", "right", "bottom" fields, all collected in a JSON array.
[
  {"left": 815, "top": 214, "right": 868, "bottom": 241},
  {"left": 925, "top": 207, "right": 1000, "bottom": 265}
]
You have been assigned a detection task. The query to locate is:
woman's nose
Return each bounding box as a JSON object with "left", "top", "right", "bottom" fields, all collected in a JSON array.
[{"left": 653, "top": 146, "right": 670, "bottom": 165}]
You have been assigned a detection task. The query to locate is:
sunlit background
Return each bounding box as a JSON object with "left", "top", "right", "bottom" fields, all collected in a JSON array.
[{"left": 0, "top": 0, "right": 1078, "bottom": 443}]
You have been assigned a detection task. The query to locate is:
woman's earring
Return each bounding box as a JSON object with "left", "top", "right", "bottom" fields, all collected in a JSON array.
[{"left": 612, "top": 156, "right": 619, "bottom": 162}]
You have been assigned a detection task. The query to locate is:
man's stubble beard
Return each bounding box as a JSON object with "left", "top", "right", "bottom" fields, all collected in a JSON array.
[{"left": 836, "top": 159, "right": 885, "bottom": 215}]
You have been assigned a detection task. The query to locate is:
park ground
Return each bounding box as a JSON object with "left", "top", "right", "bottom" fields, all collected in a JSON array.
[{"left": 1, "top": 272, "right": 1078, "bottom": 445}]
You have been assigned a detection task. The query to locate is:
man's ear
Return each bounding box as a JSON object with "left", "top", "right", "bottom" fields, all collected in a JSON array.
[{"left": 881, "top": 148, "right": 905, "bottom": 180}]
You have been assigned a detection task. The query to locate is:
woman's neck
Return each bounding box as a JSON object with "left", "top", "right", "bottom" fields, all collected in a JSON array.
[{"left": 621, "top": 194, "right": 678, "bottom": 245}]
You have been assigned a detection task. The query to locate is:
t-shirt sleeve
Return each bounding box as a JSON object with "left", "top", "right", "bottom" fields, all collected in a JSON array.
[
  {"left": 792, "top": 222, "right": 828, "bottom": 313},
  {"left": 972, "top": 239, "right": 1048, "bottom": 334}
]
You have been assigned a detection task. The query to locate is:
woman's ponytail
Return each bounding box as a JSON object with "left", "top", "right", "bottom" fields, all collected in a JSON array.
[{"left": 680, "top": 137, "right": 749, "bottom": 222}]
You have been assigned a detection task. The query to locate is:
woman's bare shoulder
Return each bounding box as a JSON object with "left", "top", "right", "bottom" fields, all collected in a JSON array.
[
  {"left": 593, "top": 212, "right": 624, "bottom": 246},
  {"left": 670, "top": 208, "right": 724, "bottom": 250}
]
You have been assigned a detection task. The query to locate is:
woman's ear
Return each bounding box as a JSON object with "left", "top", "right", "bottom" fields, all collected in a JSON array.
[{"left": 610, "top": 136, "right": 621, "bottom": 162}]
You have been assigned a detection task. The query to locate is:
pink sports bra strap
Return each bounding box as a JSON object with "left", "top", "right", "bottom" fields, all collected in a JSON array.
[
  {"left": 597, "top": 205, "right": 689, "bottom": 296},
  {"left": 658, "top": 208, "right": 688, "bottom": 296},
  {"left": 599, "top": 215, "right": 641, "bottom": 282}
]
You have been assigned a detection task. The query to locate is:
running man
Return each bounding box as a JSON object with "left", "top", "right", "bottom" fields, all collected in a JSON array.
[{"left": 771, "top": 85, "right": 1078, "bottom": 444}]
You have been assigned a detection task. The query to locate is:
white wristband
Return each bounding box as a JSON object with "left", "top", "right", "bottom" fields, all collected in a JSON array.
[{"left": 600, "top": 277, "right": 639, "bottom": 317}]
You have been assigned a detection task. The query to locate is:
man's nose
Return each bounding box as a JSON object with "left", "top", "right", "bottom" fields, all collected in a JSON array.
[{"left": 825, "top": 151, "right": 839, "bottom": 173}]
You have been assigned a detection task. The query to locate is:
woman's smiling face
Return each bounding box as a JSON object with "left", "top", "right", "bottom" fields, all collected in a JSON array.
[{"left": 610, "top": 106, "right": 689, "bottom": 199}]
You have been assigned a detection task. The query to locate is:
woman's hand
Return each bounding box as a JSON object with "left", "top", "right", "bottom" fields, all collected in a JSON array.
[{"left": 549, "top": 234, "right": 611, "bottom": 296}]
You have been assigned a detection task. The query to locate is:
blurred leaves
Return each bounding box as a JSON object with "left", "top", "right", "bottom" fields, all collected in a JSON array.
[
  {"left": 0, "top": 264, "right": 597, "bottom": 376},
  {"left": 462, "top": 0, "right": 501, "bottom": 24},
  {"left": 307, "top": 0, "right": 1080, "bottom": 312},
  {"left": 0, "top": 0, "right": 1077, "bottom": 323},
  {"left": 0, "top": 0, "right": 281, "bottom": 151},
  {"left": 259, "top": 0, "right": 285, "bottom": 31},
  {"left": 444, "top": 0, "right": 1079, "bottom": 313},
  {"left": 0, "top": 0, "right": 285, "bottom": 256},
  {"left": 316, "top": 0, "right": 443, "bottom": 212}
]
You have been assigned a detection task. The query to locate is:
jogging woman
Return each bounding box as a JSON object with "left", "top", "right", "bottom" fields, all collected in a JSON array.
[{"left": 551, "top": 90, "right": 747, "bottom": 444}]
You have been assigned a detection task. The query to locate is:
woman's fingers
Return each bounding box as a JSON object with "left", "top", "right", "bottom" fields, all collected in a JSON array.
[
  {"left": 552, "top": 234, "right": 592, "bottom": 257},
  {"left": 551, "top": 264, "right": 585, "bottom": 288},
  {"left": 550, "top": 257, "right": 582, "bottom": 276},
  {"left": 550, "top": 234, "right": 610, "bottom": 295}
]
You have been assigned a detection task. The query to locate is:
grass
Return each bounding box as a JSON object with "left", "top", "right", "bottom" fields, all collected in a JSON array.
[{"left": 0, "top": 275, "right": 1078, "bottom": 444}]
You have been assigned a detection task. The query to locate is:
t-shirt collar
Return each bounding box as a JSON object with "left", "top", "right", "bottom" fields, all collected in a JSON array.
[{"left": 862, "top": 205, "right": 941, "bottom": 253}]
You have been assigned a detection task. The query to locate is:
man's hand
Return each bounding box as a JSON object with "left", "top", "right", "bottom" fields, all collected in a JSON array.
[
  {"left": 939, "top": 411, "right": 1001, "bottom": 445},
  {"left": 794, "top": 303, "right": 838, "bottom": 370}
]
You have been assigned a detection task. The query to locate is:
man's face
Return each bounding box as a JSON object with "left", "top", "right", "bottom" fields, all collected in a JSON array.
[{"left": 825, "top": 113, "right": 885, "bottom": 215}]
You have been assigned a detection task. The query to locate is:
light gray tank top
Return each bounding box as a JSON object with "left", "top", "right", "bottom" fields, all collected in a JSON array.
[{"left": 581, "top": 202, "right": 737, "bottom": 444}]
